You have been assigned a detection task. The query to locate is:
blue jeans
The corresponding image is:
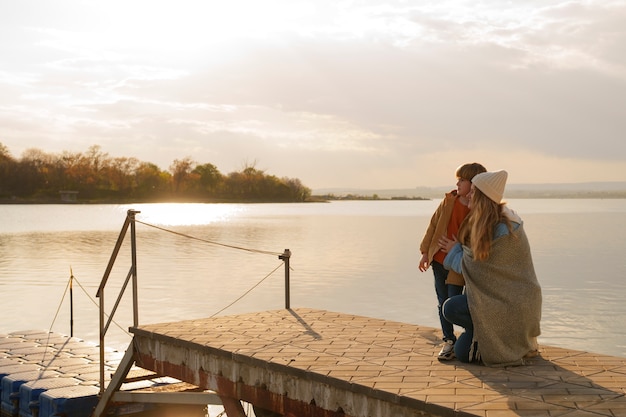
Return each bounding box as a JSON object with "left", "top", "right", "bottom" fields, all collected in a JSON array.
[
  {"left": 442, "top": 294, "right": 478, "bottom": 363},
  {"left": 432, "top": 261, "right": 463, "bottom": 343}
]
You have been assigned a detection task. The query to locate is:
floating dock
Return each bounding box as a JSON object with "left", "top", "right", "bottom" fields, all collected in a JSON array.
[
  {"left": 0, "top": 330, "right": 211, "bottom": 417},
  {"left": 3, "top": 309, "right": 626, "bottom": 416}
]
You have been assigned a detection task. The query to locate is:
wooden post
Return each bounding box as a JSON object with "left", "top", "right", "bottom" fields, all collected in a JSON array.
[{"left": 219, "top": 396, "right": 247, "bottom": 417}]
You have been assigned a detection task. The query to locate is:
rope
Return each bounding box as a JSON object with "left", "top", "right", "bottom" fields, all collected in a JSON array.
[
  {"left": 42, "top": 214, "right": 289, "bottom": 370},
  {"left": 133, "top": 216, "right": 291, "bottom": 316},
  {"left": 71, "top": 275, "right": 132, "bottom": 336},
  {"left": 134, "top": 218, "right": 283, "bottom": 257},
  {"left": 36, "top": 267, "right": 136, "bottom": 378},
  {"left": 210, "top": 262, "right": 284, "bottom": 318},
  {"left": 49, "top": 273, "right": 71, "bottom": 337},
  {"left": 39, "top": 269, "right": 132, "bottom": 372},
  {"left": 36, "top": 274, "right": 73, "bottom": 378}
]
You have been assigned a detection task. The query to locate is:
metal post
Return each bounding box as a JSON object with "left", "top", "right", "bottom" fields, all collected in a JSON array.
[
  {"left": 69, "top": 268, "right": 74, "bottom": 337},
  {"left": 98, "top": 290, "right": 105, "bottom": 395},
  {"left": 129, "top": 209, "right": 140, "bottom": 327},
  {"left": 279, "top": 249, "right": 291, "bottom": 309},
  {"left": 95, "top": 209, "right": 140, "bottom": 396}
]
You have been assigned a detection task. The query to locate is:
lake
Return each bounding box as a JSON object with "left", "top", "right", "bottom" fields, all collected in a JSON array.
[{"left": 1, "top": 199, "right": 625, "bottom": 360}]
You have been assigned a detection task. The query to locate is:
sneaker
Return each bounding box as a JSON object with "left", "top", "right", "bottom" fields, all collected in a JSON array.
[
  {"left": 469, "top": 340, "right": 481, "bottom": 363},
  {"left": 437, "top": 339, "right": 455, "bottom": 360}
]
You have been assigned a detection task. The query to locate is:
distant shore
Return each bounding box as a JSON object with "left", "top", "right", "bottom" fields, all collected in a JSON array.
[
  {"left": 2, "top": 189, "right": 626, "bottom": 205},
  {"left": 0, "top": 196, "right": 326, "bottom": 204},
  {"left": 313, "top": 184, "right": 626, "bottom": 200}
]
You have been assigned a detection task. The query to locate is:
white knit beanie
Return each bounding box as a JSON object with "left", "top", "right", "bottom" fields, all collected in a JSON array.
[{"left": 472, "top": 170, "right": 508, "bottom": 203}]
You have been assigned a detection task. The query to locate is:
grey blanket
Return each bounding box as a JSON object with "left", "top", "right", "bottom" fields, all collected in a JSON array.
[{"left": 462, "top": 221, "right": 542, "bottom": 366}]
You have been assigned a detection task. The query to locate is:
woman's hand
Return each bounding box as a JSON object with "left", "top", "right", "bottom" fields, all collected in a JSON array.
[{"left": 438, "top": 235, "right": 458, "bottom": 253}]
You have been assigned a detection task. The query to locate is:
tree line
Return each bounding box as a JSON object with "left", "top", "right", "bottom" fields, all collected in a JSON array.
[{"left": 0, "top": 143, "right": 312, "bottom": 203}]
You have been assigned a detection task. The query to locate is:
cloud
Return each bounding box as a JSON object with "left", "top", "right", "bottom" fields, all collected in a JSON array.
[{"left": 0, "top": 0, "right": 625, "bottom": 188}]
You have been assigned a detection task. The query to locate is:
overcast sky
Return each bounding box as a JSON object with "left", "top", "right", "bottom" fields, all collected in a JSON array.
[{"left": 1, "top": 0, "right": 625, "bottom": 189}]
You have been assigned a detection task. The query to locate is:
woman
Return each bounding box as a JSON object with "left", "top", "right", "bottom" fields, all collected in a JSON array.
[{"left": 439, "top": 170, "right": 542, "bottom": 366}]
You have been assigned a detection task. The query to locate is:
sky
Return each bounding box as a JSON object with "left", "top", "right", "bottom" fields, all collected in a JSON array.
[{"left": 1, "top": 0, "right": 625, "bottom": 190}]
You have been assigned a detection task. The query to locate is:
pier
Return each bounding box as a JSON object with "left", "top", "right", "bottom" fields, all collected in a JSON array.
[
  {"left": 2, "top": 309, "right": 626, "bottom": 416},
  {"left": 93, "top": 308, "right": 626, "bottom": 417}
]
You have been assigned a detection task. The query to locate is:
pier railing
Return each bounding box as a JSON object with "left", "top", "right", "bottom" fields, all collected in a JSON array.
[
  {"left": 95, "top": 209, "right": 140, "bottom": 395},
  {"left": 94, "top": 209, "right": 291, "bottom": 396}
]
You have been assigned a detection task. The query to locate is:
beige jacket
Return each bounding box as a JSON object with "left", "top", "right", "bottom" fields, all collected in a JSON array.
[{"left": 419, "top": 191, "right": 465, "bottom": 286}]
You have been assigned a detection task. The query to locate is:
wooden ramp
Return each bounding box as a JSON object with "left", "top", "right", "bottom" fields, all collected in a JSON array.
[{"left": 95, "top": 308, "right": 626, "bottom": 417}]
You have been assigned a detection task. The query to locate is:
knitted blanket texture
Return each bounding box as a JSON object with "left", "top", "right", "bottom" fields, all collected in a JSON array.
[{"left": 462, "top": 223, "right": 542, "bottom": 367}]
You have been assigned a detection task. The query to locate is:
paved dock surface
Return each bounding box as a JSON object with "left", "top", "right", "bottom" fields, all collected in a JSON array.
[
  {"left": 132, "top": 308, "right": 626, "bottom": 417},
  {"left": 3, "top": 309, "right": 626, "bottom": 416}
]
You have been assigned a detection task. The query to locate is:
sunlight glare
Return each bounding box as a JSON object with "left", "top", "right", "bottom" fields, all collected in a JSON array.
[
  {"left": 84, "top": 0, "right": 322, "bottom": 56},
  {"left": 128, "top": 203, "right": 244, "bottom": 226}
]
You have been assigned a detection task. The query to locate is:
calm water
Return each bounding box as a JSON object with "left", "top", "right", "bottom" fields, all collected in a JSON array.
[{"left": 1, "top": 200, "right": 625, "bottom": 359}]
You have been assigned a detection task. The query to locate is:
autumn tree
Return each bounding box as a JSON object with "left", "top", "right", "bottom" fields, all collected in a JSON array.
[
  {"left": 134, "top": 162, "right": 170, "bottom": 199},
  {"left": 192, "top": 163, "right": 223, "bottom": 196},
  {"left": 169, "top": 157, "right": 196, "bottom": 194},
  {"left": 0, "top": 143, "right": 311, "bottom": 202},
  {"left": 106, "top": 157, "right": 140, "bottom": 195},
  {"left": 283, "top": 177, "right": 311, "bottom": 202},
  {"left": 0, "top": 144, "right": 17, "bottom": 196}
]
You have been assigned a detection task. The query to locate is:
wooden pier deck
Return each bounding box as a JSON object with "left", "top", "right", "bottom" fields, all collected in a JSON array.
[{"left": 119, "top": 308, "right": 626, "bottom": 417}]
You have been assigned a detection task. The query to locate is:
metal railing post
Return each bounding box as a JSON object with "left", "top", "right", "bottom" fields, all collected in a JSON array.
[
  {"left": 98, "top": 291, "right": 105, "bottom": 395},
  {"left": 95, "top": 209, "right": 140, "bottom": 396},
  {"left": 279, "top": 249, "right": 291, "bottom": 309},
  {"left": 129, "top": 210, "right": 139, "bottom": 327}
]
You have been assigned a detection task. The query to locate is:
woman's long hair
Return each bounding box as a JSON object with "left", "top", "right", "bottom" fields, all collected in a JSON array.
[{"left": 458, "top": 188, "right": 511, "bottom": 261}]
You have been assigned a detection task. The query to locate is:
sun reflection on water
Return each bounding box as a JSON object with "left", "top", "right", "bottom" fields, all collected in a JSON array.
[{"left": 122, "top": 203, "right": 245, "bottom": 226}]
